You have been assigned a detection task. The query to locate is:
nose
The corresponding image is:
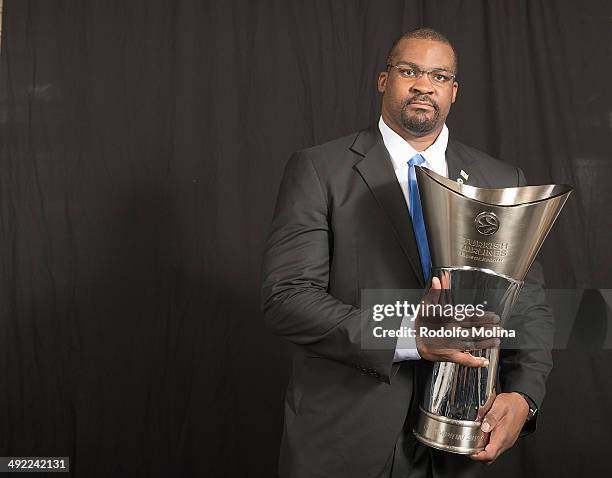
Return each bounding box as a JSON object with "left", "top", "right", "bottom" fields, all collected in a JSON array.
[{"left": 410, "top": 73, "right": 434, "bottom": 95}]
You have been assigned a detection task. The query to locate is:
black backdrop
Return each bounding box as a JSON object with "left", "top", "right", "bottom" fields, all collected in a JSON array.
[{"left": 0, "top": 1, "right": 610, "bottom": 477}]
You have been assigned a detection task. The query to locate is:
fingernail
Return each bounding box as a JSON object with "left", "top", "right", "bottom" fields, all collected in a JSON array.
[
  {"left": 482, "top": 359, "right": 489, "bottom": 366},
  {"left": 481, "top": 421, "right": 491, "bottom": 433}
]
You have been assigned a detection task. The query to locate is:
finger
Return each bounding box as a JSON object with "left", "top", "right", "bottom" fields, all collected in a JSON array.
[
  {"left": 451, "top": 323, "right": 500, "bottom": 334},
  {"left": 469, "top": 444, "right": 498, "bottom": 462},
  {"left": 462, "top": 313, "right": 500, "bottom": 326},
  {"left": 458, "top": 314, "right": 500, "bottom": 327},
  {"left": 469, "top": 450, "right": 492, "bottom": 462},
  {"left": 472, "top": 423, "right": 508, "bottom": 463},
  {"left": 446, "top": 351, "right": 489, "bottom": 368},
  {"left": 432, "top": 338, "right": 497, "bottom": 352},
  {"left": 483, "top": 312, "right": 501, "bottom": 325},
  {"left": 437, "top": 328, "right": 499, "bottom": 347},
  {"left": 441, "top": 270, "right": 450, "bottom": 289},
  {"left": 423, "top": 276, "right": 442, "bottom": 306},
  {"left": 460, "top": 337, "right": 501, "bottom": 350},
  {"left": 481, "top": 402, "right": 506, "bottom": 433},
  {"left": 440, "top": 272, "right": 452, "bottom": 304},
  {"left": 475, "top": 321, "right": 502, "bottom": 330},
  {"left": 431, "top": 276, "right": 441, "bottom": 290},
  {"left": 469, "top": 338, "right": 500, "bottom": 350},
  {"left": 466, "top": 325, "right": 501, "bottom": 340}
]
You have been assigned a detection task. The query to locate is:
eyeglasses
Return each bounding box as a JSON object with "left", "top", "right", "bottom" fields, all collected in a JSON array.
[{"left": 386, "top": 63, "right": 456, "bottom": 85}]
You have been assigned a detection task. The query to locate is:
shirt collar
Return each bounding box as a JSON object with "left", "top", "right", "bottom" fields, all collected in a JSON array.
[{"left": 378, "top": 116, "right": 448, "bottom": 177}]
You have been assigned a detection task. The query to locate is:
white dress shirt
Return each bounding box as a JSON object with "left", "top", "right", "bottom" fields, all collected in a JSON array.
[{"left": 378, "top": 116, "right": 450, "bottom": 362}]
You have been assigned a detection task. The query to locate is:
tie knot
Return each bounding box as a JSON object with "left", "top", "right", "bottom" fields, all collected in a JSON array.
[{"left": 408, "top": 154, "right": 426, "bottom": 167}]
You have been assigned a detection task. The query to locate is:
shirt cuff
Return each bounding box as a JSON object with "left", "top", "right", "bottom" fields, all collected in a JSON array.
[{"left": 393, "top": 315, "right": 421, "bottom": 362}]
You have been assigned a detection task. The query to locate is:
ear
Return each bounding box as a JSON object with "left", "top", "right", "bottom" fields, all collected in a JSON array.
[
  {"left": 378, "top": 71, "right": 388, "bottom": 93},
  {"left": 451, "top": 81, "right": 458, "bottom": 103}
]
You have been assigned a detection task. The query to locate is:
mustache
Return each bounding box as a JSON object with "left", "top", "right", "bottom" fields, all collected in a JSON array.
[{"left": 404, "top": 95, "right": 439, "bottom": 110}]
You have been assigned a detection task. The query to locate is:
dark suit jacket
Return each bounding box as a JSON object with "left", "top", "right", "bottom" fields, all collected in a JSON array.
[{"left": 261, "top": 126, "right": 554, "bottom": 478}]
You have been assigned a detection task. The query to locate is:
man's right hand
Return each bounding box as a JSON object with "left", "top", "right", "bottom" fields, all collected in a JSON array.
[{"left": 415, "top": 273, "right": 500, "bottom": 368}]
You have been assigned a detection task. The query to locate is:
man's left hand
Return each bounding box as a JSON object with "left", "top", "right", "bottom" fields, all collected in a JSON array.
[{"left": 469, "top": 392, "right": 529, "bottom": 464}]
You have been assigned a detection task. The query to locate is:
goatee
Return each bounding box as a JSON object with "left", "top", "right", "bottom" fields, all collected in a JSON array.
[{"left": 400, "top": 98, "right": 440, "bottom": 136}]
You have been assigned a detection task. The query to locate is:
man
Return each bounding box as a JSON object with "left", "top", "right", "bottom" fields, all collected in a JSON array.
[{"left": 261, "top": 28, "right": 552, "bottom": 478}]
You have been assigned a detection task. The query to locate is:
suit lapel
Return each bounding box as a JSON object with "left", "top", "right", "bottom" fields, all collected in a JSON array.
[
  {"left": 446, "top": 140, "right": 485, "bottom": 187},
  {"left": 352, "top": 128, "right": 425, "bottom": 287}
]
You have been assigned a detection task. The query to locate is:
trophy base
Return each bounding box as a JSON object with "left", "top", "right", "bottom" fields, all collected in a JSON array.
[{"left": 413, "top": 407, "right": 488, "bottom": 455}]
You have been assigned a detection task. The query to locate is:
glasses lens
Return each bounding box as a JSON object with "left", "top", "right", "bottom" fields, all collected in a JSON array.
[
  {"left": 398, "top": 67, "right": 418, "bottom": 78},
  {"left": 429, "top": 71, "right": 453, "bottom": 84}
]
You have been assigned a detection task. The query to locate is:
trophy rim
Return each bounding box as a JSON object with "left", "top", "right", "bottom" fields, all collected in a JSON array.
[
  {"left": 412, "top": 431, "right": 485, "bottom": 455},
  {"left": 434, "top": 266, "right": 523, "bottom": 285},
  {"left": 415, "top": 166, "right": 573, "bottom": 207}
]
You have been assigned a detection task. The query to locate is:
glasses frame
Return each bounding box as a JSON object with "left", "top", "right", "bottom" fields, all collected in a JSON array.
[{"left": 386, "top": 63, "right": 457, "bottom": 85}]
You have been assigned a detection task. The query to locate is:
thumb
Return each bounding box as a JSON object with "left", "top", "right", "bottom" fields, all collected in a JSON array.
[{"left": 448, "top": 351, "right": 489, "bottom": 369}]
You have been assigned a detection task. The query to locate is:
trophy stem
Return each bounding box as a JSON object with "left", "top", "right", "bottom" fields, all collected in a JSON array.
[{"left": 412, "top": 267, "right": 518, "bottom": 454}]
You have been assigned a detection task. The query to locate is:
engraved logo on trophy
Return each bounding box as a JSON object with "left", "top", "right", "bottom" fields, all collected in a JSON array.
[{"left": 474, "top": 212, "right": 499, "bottom": 236}]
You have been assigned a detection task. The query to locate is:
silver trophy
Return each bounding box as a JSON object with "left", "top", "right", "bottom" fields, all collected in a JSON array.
[{"left": 412, "top": 166, "right": 572, "bottom": 454}]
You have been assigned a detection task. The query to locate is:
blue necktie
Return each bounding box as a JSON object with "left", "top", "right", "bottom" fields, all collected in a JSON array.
[{"left": 407, "top": 154, "right": 431, "bottom": 281}]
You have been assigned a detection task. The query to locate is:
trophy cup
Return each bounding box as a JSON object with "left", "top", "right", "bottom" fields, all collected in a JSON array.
[{"left": 412, "top": 166, "right": 572, "bottom": 454}]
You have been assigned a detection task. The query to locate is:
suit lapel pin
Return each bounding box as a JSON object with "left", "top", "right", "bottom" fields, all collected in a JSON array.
[{"left": 457, "top": 170, "right": 469, "bottom": 184}]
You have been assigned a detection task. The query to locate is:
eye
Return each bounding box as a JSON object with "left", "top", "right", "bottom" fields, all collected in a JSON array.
[
  {"left": 432, "top": 72, "right": 451, "bottom": 83},
  {"left": 399, "top": 67, "right": 417, "bottom": 78}
]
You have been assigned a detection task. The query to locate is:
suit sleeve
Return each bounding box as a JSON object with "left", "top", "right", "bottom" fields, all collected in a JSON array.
[
  {"left": 499, "top": 167, "right": 555, "bottom": 433},
  {"left": 260, "top": 152, "right": 402, "bottom": 383}
]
